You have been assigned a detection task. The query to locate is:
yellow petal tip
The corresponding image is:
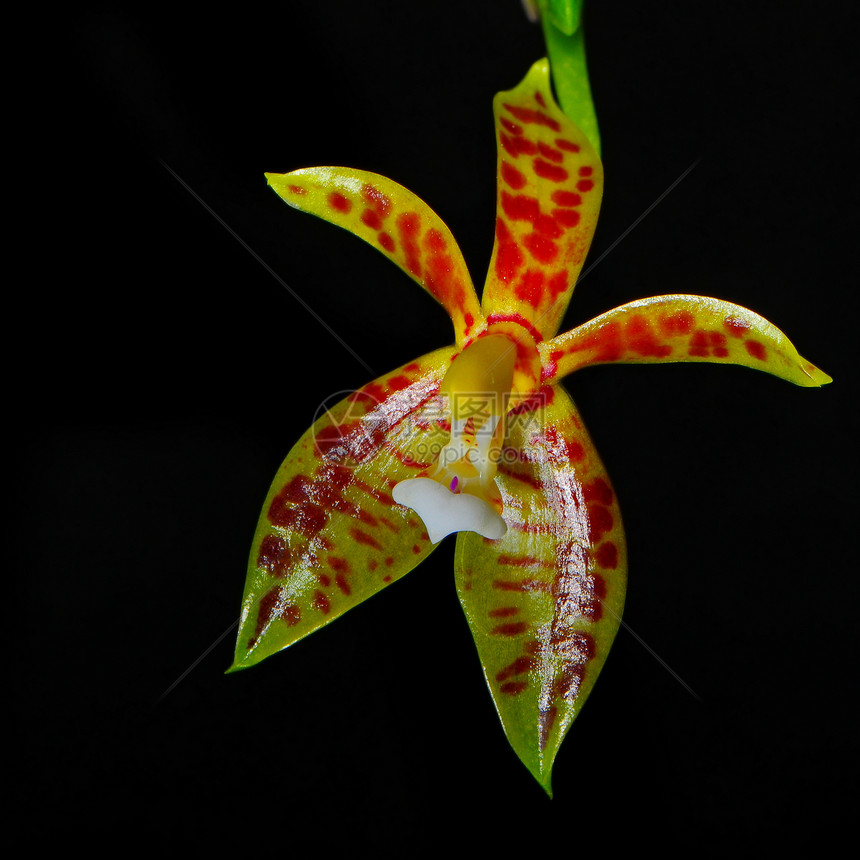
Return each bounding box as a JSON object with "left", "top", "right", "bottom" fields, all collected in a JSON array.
[{"left": 801, "top": 362, "right": 833, "bottom": 387}]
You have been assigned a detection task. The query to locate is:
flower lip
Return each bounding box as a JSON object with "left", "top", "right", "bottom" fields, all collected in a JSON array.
[{"left": 392, "top": 478, "right": 507, "bottom": 543}]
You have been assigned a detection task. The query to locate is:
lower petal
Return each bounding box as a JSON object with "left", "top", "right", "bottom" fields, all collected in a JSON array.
[
  {"left": 231, "top": 346, "right": 455, "bottom": 672},
  {"left": 454, "top": 383, "right": 626, "bottom": 794}
]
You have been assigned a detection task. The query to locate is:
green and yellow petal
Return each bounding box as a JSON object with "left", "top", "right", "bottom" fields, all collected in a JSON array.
[
  {"left": 266, "top": 168, "right": 485, "bottom": 346},
  {"left": 454, "top": 383, "right": 626, "bottom": 794},
  {"left": 541, "top": 295, "right": 832, "bottom": 387},
  {"left": 481, "top": 58, "right": 603, "bottom": 340},
  {"left": 230, "top": 347, "right": 455, "bottom": 672}
]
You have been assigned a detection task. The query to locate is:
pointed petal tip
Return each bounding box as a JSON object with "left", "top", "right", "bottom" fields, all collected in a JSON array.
[{"left": 802, "top": 363, "right": 833, "bottom": 387}]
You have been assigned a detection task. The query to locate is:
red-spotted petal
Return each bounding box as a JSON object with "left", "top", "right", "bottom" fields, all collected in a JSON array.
[
  {"left": 454, "top": 383, "right": 626, "bottom": 794},
  {"left": 266, "top": 168, "right": 485, "bottom": 346},
  {"left": 540, "top": 295, "right": 832, "bottom": 387},
  {"left": 230, "top": 347, "right": 455, "bottom": 671},
  {"left": 481, "top": 58, "right": 603, "bottom": 340}
]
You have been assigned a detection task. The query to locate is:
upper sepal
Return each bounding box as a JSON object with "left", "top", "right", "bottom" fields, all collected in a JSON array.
[
  {"left": 230, "top": 347, "right": 455, "bottom": 672},
  {"left": 481, "top": 59, "right": 603, "bottom": 340},
  {"left": 266, "top": 168, "right": 485, "bottom": 347}
]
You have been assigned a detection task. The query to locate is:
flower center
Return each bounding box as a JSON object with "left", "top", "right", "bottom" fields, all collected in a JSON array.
[{"left": 393, "top": 335, "right": 516, "bottom": 543}]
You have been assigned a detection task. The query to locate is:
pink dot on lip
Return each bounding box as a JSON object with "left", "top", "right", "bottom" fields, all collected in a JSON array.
[{"left": 451, "top": 476, "right": 459, "bottom": 493}]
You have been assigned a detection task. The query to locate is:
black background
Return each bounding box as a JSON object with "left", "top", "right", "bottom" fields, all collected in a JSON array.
[{"left": 15, "top": 0, "right": 857, "bottom": 850}]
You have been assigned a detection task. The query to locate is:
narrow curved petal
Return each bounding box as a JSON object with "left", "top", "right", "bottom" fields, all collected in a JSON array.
[
  {"left": 454, "top": 383, "right": 626, "bottom": 794},
  {"left": 230, "top": 347, "right": 455, "bottom": 672},
  {"left": 481, "top": 58, "right": 603, "bottom": 340},
  {"left": 540, "top": 295, "right": 832, "bottom": 387},
  {"left": 266, "top": 168, "right": 485, "bottom": 346}
]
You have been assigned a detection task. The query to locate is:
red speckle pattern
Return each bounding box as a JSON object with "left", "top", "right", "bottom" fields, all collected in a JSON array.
[
  {"left": 544, "top": 299, "right": 787, "bottom": 380},
  {"left": 279, "top": 170, "right": 483, "bottom": 346},
  {"left": 242, "top": 356, "right": 452, "bottom": 654},
  {"left": 485, "top": 82, "right": 601, "bottom": 337}
]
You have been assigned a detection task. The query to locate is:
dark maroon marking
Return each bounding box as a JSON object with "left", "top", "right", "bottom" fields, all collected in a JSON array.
[
  {"left": 498, "top": 463, "right": 543, "bottom": 490},
  {"left": 312, "top": 590, "right": 331, "bottom": 614},
  {"left": 351, "top": 528, "right": 382, "bottom": 551},
  {"left": 745, "top": 340, "right": 767, "bottom": 360},
  {"left": 257, "top": 534, "right": 292, "bottom": 576},
  {"left": 488, "top": 607, "right": 520, "bottom": 618},
  {"left": 576, "top": 179, "right": 594, "bottom": 192},
  {"left": 551, "top": 190, "right": 582, "bottom": 207},
  {"left": 534, "top": 91, "right": 547, "bottom": 108},
  {"left": 491, "top": 621, "right": 529, "bottom": 636},
  {"left": 554, "top": 664, "right": 585, "bottom": 698},
  {"left": 497, "top": 554, "right": 543, "bottom": 567},
  {"left": 252, "top": 586, "right": 301, "bottom": 644},
  {"left": 500, "top": 681, "right": 528, "bottom": 695},
  {"left": 369, "top": 559, "right": 378, "bottom": 571},
  {"left": 539, "top": 705, "right": 558, "bottom": 750},
  {"left": 555, "top": 138, "right": 580, "bottom": 153},
  {"left": 533, "top": 159, "right": 569, "bottom": 182},
  {"left": 724, "top": 317, "right": 751, "bottom": 337},
  {"left": 578, "top": 166, "right": 593, "bottom": 177},
  {"left": 318, "top": 573, "right": 331, "bottom": 587},
  {"left": 583, "top": 477, "right": 613, "bottom": 505},
  {"left": 335, "top": 574, "right": 351, "bottom": 596},
  {"left": 595, "top": 541, "right": 618, "bottom": 569},
  {"left": 552, "top": 208, "right": 580, "bottom": 228},
  {"left": 361, "top": 184, "right": 392, "bottom": 217},
  {"left": 412, "top": 544, "right": 421, "bottom": 554},
  {"left": 503, "top": 103, "right": 561, "bottom": 131},
  {"left": 587, "top": 504, "right": 614, "bottom": 542},
  {"left": 268, "top": 493, "right": 328, "bottom": 537},
  {"left": 496, "top": 656, "right": 537, "bottom": 681},
  {"left": 327, "top": 557, "right": 350, "bottom": 573},
  {"left": 537, "top": 142, "right": 563, "bottom": 163},
  {"left": 385, "top": 556, "right": 394, "bottom": 567},
  {"left": 378, "top": 232, "right": 395, "bottom": 252},
  {"left": 288, "top": 185, "right": 306, "bottom": 195},
  {"left": 328, "top": 192, "right": 351, "bottom": 213}
]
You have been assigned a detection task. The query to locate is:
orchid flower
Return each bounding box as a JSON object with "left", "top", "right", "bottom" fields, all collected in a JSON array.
[{"left": 229, "top": 59, "right": 829, "bottom": 794}]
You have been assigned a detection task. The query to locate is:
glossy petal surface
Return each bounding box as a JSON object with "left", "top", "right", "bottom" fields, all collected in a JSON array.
[
  {"left": 454, "top": 384, "right": 626, "bottom": 794},
  {"left": 482, "top": 58, "right": 603, "bottom": 340},
  {"left": 231, "top": 347, "right": 455, "bottom": 672},
  {"left": 266, "top": 168, "right": 484, "bottom": 346},
  {"left": 541, "top": 295, "right": 832, "bottom": 387}
]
